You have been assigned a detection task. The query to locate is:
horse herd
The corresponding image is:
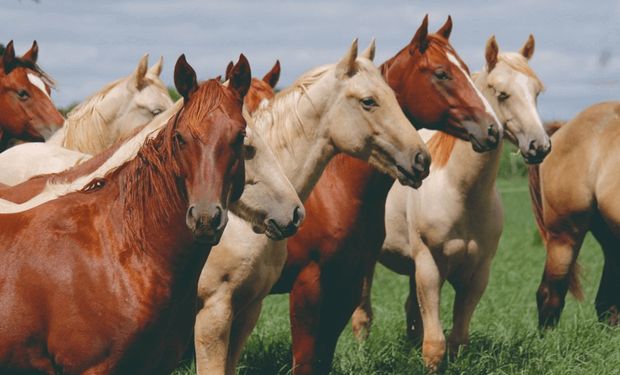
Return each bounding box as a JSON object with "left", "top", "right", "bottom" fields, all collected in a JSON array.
[{"left": 0, "top": 14, "right": 618, "bottom": 375}]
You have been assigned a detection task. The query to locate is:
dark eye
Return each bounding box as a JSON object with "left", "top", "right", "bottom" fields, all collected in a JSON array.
[
  {"left": 360, "top": 97, "right": 378, "bottom": 110},
  {"left": 151, "top": 108, "right": 163, "bottom": 116},
  {"left": 244, "top": 144, "right": 256, "bottom": 160},
  {"left": 434, "top": 70, "right": 449, "bottom": 81},
  {"left": 498, "top": 91, "right": 510, "bottom": 101},
  {"left": 17, "top": 89, "right": 30, "bottom": 100},
  {"left": 174, "top": 131, "right": 186, "bottom": 146}
]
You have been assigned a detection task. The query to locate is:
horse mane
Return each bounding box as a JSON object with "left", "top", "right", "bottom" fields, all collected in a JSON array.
[
  {"left": 61, "top": 78, "right": 124, "bottom": 154},
  {"left": 498, "top": 52, "right": 545, "bottom": 91},
  {"left": 544, "top": 120, "right": 564, "bottom": 136},
  {"left": 426, "top": 131, "right": 457, "bottom": 168},
  {"left": 0, "top": 45, "right": 56, "bottom": 89}
]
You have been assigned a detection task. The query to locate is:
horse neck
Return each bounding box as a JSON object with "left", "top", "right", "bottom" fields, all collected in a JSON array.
[{"left": 254, "top": 84, "right": 336, "bottom": 201}]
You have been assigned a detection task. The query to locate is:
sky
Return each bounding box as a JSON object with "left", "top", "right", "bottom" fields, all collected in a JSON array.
[{"left": 2, "top": 0, "right": 619, "bottom": 120}]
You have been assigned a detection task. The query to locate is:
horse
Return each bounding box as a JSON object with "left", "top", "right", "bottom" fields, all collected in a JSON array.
[
  {"left": 253, "top": 16, "right": 502, "bottom": 375},
  {"left": 530, "top": 101, "right": 620, "bottom": 328},
  {"left": 193, "top": 39, "right": 431, "bottom": 375},
  {"left": 0, "top": 53, "right": 255, "bottom": 374},
  {"left": 225, "top": 59, "right": 281, "bottom": 112},
  {"left": 0, "top": 40, "right": 64, "bottom": 150},
  {"left": 0, "top": 54, "right": 173, "bottom": 185},
  {"left": 354, "top": 34, "right": 547, "bottom": 371}
]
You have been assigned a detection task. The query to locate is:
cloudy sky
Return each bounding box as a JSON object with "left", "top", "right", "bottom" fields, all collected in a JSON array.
[{"left": 2, "top": 0, "right": 619, "bottom": 120}]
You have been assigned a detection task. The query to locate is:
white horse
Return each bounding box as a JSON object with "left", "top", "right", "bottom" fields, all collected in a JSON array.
[
  {"left": 352, "top": 35, "right": 549, "bottom": 370},
  {"left": 193, "top": 39, "right": 431, "bottom": 375},
  {"left": 0, "top": 54, "right": 173, "bottom": 185}
]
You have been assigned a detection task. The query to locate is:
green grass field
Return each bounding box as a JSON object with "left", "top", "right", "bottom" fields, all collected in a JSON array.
[{"left": 173, "top": 173, "right": 620, "bottom": 374}]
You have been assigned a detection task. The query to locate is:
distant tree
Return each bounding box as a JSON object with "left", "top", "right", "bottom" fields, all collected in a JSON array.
[{"left": 168, "top": 87, "right": 181, "bottom": 101}]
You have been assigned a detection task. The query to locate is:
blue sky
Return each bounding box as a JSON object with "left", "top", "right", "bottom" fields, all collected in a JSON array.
[{"left": 2, "top": 0, "right": 619, "bottom": 120}]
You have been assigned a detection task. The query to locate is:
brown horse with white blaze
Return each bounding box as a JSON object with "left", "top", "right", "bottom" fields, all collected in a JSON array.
[
  {"left": 530, "top": 101, "right": 620, "bottom": 328},
  {"left": 0, "top": 54, "right": 251, "bottom": 374},
  {"left": 267, "top": 15, "right": 502, "bottom": 375},
  {"left": 0, "top": 40, "right": 64, "bottom": 150}
]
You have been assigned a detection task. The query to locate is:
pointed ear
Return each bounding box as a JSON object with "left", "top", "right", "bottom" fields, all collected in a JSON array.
[
  {"left": 262, "top": 60, "right": 280, "bottom": 88},
  {"left": 131, "top": 54, "right": 149, "bottom": 90},
  {"left": 21, "top": 40, "right": 38, "bottom": 64},
  {"left": 2, "top": 40, "right": 17, "bottom": 74},
  {"left": 335, "top": 38, "right": 358, "bottom": 79},
  {"left": 520, "top": 34, "right": 535, "bottom": 60},
  {"left": 409, "top": 15, "right": 429, "bottom": 54},
  {"left": 360, "top": 38, "right": 376, "bottom": 61},
  {"left": 229, "top": 54, "right": 252, "bottom": 99},
  {"left": 437, "top": 15, "right": 453, "bottom": 40},
  {"left": 174, "top": 54, "right": 198, "bottom": 101},
  {"left": 148, "top": 56, "right": 163, "bottom": 77},
  {"left": 224, "top": 61, "right": 234, "bottom": 81},
  {"left": 485, "top": 35, "right": 499, "bottom": 72}
]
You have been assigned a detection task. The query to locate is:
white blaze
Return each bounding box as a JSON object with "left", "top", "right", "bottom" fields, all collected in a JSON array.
[{"left": 27, "top": 73, "right": 50, "bottom": 99}]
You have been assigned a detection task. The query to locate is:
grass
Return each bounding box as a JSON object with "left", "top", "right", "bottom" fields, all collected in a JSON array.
[{"left": 173, "top": 175, "right": 620, "bottom": 374}]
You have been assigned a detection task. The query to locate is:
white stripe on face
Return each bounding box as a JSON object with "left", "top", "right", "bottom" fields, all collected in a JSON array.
[
  {"left": 27, "top": 73, "right": 51, "bottom": 99},
  {"left": 514, "top": 73, "right": 543, "bottom": 128},
  {"left": 446, "top": 53, "right": 501, "bottom": 126}
]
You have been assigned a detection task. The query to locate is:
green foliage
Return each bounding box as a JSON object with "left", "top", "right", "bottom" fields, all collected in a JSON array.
[
  {"left": 174, "top": 178, "right": 620, "bottom": 375},
  {"left": 169, "top": 87, "right": 181, "bottom": 102}
]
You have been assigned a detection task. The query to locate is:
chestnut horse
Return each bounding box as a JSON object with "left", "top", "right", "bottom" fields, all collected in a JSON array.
[
  {"left": 225, "top": 59, "right": 281, "bottom": 112},
  {"left": 194, "top": 39, "right": 430, "bottom": 375},
  {"left": 0, "top": 40, "right": 64, "bottom": 150},
  {"left": 0, "top": 54, "right": 252, "bottom": 374},
  {"left": 264, "top": 16, "right": 501, "bottom": 375},
  {"left": 530, "top": 101, "right": 620, "bottom": 328}
]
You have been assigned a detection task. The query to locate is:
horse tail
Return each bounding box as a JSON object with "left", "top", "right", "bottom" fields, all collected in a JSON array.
[
  {"left": 528, "top": 164, "right": 547, "bottom": 244},
  {"left": 568, "top": 261, "right": 584, "bottom": 301},
  {"left": 545, "top": 120, "right": 564, "bottom": 136}
]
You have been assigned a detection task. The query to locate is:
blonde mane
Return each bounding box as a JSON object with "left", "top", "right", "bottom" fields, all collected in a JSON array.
[{"left": 498, "top": 52, "right": 545, "bottom": 91}]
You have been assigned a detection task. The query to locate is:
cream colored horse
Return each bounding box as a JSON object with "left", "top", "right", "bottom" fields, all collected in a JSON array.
[
  {"left": 352, "top": 35, "right": 549, "bottom": 370},
  {"left": 0, "top": 54, "right": 172, "bottom": 185},
  {"left": 193, "top": 40, "right": 431, "bottom": 375}
]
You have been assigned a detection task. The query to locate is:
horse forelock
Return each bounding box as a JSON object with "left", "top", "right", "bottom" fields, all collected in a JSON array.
[{"left": 497, "top": 52, "right": 545, "bottom": 91}]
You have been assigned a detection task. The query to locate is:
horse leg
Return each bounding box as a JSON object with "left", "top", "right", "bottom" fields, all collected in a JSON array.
[
  {"left": 414, "top": 247, "right": 445, "bottom": 371},
  {"left": 447, "top": 258, "right": 492, "bottom": 356},
  {"left": 290, "top": 262, "right": 323, "bottom": 375},
  {"left": 590, "top": 220, "right": 620, "bottom": 325},
  {"left": 225, "top": 300, "right": 263, "bottom": 375},
  {"left": 351, "top": 263, "right": 375, "bottom": 341},
  {"left": 194, "top": 288, "right": 233, "bottom": 375},
  {"left": 405, "top": 270, "right": 423, "bottom": 343},
  {"left": 537, "top": 231, "right": 585, "bottom": 329}
]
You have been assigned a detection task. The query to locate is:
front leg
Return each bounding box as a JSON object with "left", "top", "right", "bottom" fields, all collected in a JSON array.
[
  {"left": 351, "top": 263, "right": 375, "bottom": 341},
  {"left": 226, "top": 300, "right": 264, "bottom": 375},
  {"left": 194, "top": 287, "right": 233, "bottom": 375}
]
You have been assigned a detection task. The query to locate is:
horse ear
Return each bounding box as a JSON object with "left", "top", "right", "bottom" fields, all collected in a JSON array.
[
  {"left": 224, "top": 61, "right": 234, "bottom": 81},
  {"left": 335, "top": 38, "right": 358, "bottom": 79},
  {"left": 409, "top": 15, "right": 429, "bottom": 54},
  {"left": 148, "top": 56, "right": 163, "bottom": 77},
  {"left": 2, "top": 40, "right": 17, "bottom": 74},
  {"left": 174, "top": 54, "right": 198, "bottom": 101},
  {"left": 437, "top": 15, "right": 453, "bottom": 40},
  {"left": 132, "top": 54, "right": 149, "bottom": 90},
  {"left": 520, "top": 34, "right": 535, "bottom": 60},
  {"left": 485, "top": 35, "right": 499, "bottom": 72},
  {"left": 229, "top": 54, "right": 252, "bottom": 99},
  {"left": 21, "top": 40, "right": 38, "bottom": 64},
  {"left": 262, "top": 60, "right": 280, "bottom": 88},
  {"left": 360, "top": 38, "right": 376, "bottom": 61}
]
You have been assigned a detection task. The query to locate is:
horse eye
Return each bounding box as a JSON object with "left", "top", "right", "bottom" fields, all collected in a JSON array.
[
  {"left": 174, "top": 131, "right": 186, "bottom": 146},
  {"left": 244, "top": 144, "right": 256, "bottom": 160},
  {"left": 498, "top": 91, "right": 510, "bottom": 101},
  {"left": 17, "top": 89, "right": 30, "bottom": 100},
  {"left": 151, "top": 108, "right": 163, "bottom": 116},
  {"left": 434, "top": 70, "right": 449, "bottom": 81},
  {"left": 360, "top": 97, "right": 378, "bottom": 110}
]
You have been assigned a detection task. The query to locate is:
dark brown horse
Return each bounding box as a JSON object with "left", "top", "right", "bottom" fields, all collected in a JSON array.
[
  {"left": 0, "top": 40, "right": 64, "bottom": 150},
  {"left": 530, "top": 102, "right": 620, "bottom": 328},
  {"left": 0, "top": 54, "right": 251, "bottom": 374},
  {"left": 268, "top": 15, "right": 502, "bottom": 374}
]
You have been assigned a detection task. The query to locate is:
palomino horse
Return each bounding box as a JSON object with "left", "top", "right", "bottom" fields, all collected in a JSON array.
[
  {"left": 193, "top": 39, "right": 431, "bottom": 375},
  {"left": 530, "top": 101, "right": 620, "bottom": 328},
  {"left": 260, "top": 16, "right": 501, "bottom": 375},
  {"left": 0, "top": 54, "right": 253, "bottom": 375},
  {"left": 0, "top": 40, "right": 64, "bottom": 150},
  {"left": 0, "top": 54, "right": 173, "bottom": 185},
  {"left": 355, "top": 34, "right": 548, "bottom": 370}
]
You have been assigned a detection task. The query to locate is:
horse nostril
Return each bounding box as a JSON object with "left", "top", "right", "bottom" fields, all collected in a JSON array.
[
  {"left": 488, "top": 124, "right": 497, "bottom": 137},
  {"left": 292, "top": 206, "right": 303, "bottom": 227},
  {"left": 414, "top": 152, "right": 430, "bottom": 175},
  {"left": 210, "top": 206, "right": 222, "bottom": 229},
  {"left": 529, "top": 140, "right": 537, "bottom": 151}
]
